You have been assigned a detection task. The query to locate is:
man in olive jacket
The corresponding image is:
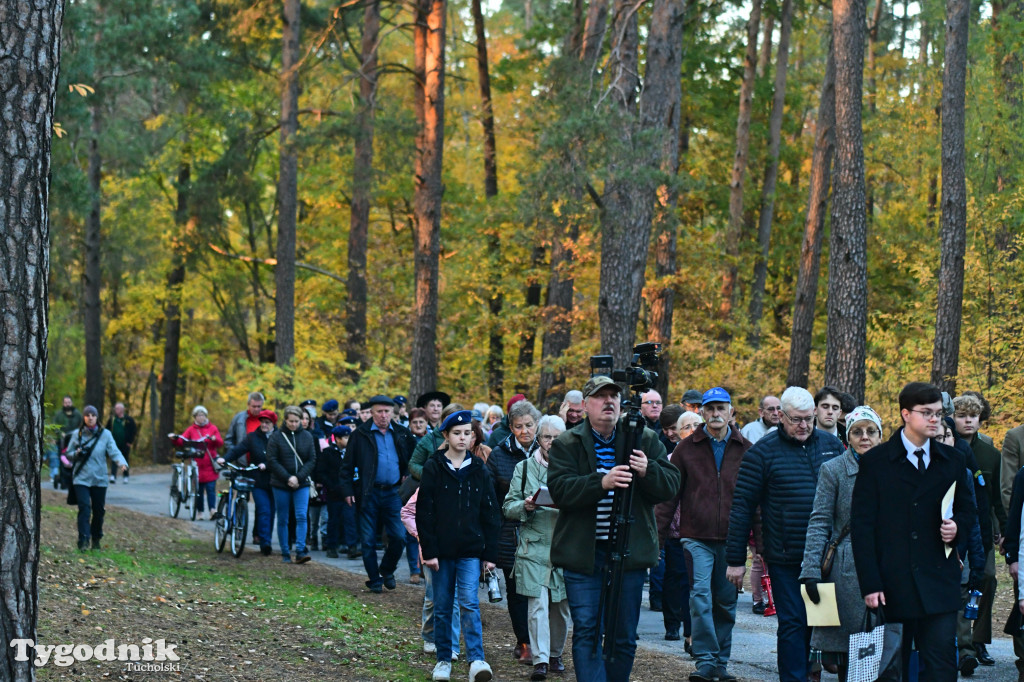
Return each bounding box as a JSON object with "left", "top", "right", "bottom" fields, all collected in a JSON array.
[{"left": 548, "top": 375, "right": 679, "bottom": 682}]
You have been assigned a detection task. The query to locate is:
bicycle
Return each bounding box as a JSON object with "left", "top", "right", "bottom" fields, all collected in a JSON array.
[
  {"left": 167, "top": 434, "right": 207, "bottom": 521},
  {"left": 214, "top": 461, "right": 259, "bottom": 558}
]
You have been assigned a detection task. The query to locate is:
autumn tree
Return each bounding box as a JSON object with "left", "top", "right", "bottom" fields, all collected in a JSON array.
[{"left": 0, "top": 0, "right": 62, "bottom": 676}]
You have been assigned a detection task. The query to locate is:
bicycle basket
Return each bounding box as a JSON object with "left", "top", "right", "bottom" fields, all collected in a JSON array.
[{"left": 232, "top": 476, "right": 256, "bottom": 493}]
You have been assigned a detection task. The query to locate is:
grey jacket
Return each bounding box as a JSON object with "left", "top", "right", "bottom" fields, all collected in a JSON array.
[
  {"left": 225, "top": 410, "right": 249, "bottom": 449},
  {"left": 800, "top": 449, "right": 865, "bottom": 652},
  {"left": 67, "top": 427, "right": 127, "bottom": 488}
]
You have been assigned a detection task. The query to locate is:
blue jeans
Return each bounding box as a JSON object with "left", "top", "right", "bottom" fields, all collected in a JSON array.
[
  {"left": 75, "top": 485, "right": 107, "bottom": 542},
  {"left": 325, "top": 500, "right": 344, "bottom": 549},
  {"left": 406, "top": 532, "right": 421, "bottom": 575},
  {"left": 564, "top": 548, "right": 646, "bottom": 682},
  {"left": 340, "top": 498, "right": 358, "bottom": 546},
  {"left": 273, "top": 486, "right": 309, "bottom": 556},
  {"left": 663, "top": 539, "right": 692, "bottom": 637},
  {"left": 46, "top": 447, "right": 59, "bottom": 481},
  {"left": 769, "top": 562, "right": 810, "bottom": 682},
  {"left": 649, "top": 548, "right": 666, "bottom": 594},
  {"left": 360, "top": 486, "right": 406, "bottom": 585},
  {"left": 196, "top": 480, "right": 217, "bottom": 512},
  {"left": 251, "top": 487, "right": 275, "bottom": 546},
  {"left": 682, "top": 539, "right": 737, "bottom": 675},
  {"left": 422, "top": 564, "right": 460, "bottom": 653},
  {"left": 433, "top": 558, "right": 484, "bottom": 663}
]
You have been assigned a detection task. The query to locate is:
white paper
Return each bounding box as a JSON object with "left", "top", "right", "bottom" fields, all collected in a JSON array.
[
  {"left": 942, "top": 482, "right": 955, "bottom": 558},
  {"left": 531, "top": 485, "right": 556, "bottom": 507},
  {"left": 801, "top": 583, "right": 840, "bottom": 627}
]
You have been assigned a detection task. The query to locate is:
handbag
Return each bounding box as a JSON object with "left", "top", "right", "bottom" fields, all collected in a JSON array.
[
  {"left": 821, "top": 524, "right": 851, "bottom": 579},
  {"left": 282, "top": 432, "right": 318, "bottom": 500},
  {"left": 847, "top": 608, "right": 903, "bottom": 682},
  {"left": 66, "top": 430, "right": 101, "bottom": 505}
]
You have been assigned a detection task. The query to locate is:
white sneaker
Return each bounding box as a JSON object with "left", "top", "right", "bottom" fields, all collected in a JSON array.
[
  {"left": 432, "top": 660, "right": 451, "bottom": 681},
  {"left": 424, "top": 642, "right": 436, "bottom": 654},
  {"left": 451, "top": 653, "right": 459, "bottom": 662},
  {"left": 468, "top": 660, "right": 492, "bottom": 682}
]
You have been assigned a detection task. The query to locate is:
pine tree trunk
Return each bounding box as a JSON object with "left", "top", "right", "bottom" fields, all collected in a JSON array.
[
  {"left": 758, "top": 12, "right": 774, "bottom": 77},
  {"left": 0, "top": 1, "right": 61, "bottom": 674},
  {"left": 747, "top": 0, "right": 793, "bottom": 344},
  {"left": 518, "top": 246, "right": 544, "bottom": 369},
  {"left": 824, "top": 0, "right": 868, "bottom": 403},
  {"left": 84, "top": 105, "right": 105, "bottom": 415},
  {"left": 580, "top": 0, "right": 610, "bottom": 71},
  {"left": 158, "top": 162, "right": 191, "bottom": 465},
  {"left": 931, "top": 0, "right": 969, "bottom": 392},
  {"left": 410, "top": 0, "right": 446, "bottom": 403},
  {"left": 471, "top": 0, "right": 504, "bottom": 401},
  {"left": 538, "top": 227, "right": 578, "bottom": 406},
  {"left": 344, "top": 0, "right": 380, "bottom": 376},
  {"left": 787, "top": 40, "right": 836, "bottom": 388},
  {"left": 275, "top": 0, "right": 301, "bottom": 368},
  {"left": 720, "top": 0, "right": 762, "bottom": 324}
]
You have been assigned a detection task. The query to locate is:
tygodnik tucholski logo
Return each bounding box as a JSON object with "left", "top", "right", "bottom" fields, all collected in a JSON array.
[{"left": 10, "top": 637, "right": 181, "bottom": 671}]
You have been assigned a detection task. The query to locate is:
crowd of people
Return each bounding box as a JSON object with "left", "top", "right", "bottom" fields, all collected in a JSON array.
[{"left": 46, "top": 377, "right": 1024, "bottom": 682}]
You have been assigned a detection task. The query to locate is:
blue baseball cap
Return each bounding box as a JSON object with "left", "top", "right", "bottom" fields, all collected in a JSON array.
[{"left": 701, "top": 387, "right": 731, "bottom": 406}]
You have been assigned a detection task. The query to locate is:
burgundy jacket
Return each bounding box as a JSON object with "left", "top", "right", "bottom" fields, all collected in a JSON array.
[{"left": 656, "top": 425, "right": 751, "bottom": 544}]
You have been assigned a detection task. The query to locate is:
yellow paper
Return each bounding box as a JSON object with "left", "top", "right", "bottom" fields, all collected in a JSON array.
[
  {"left": 942, "top": 482, "right": 956, "bottom": 558},
  {"left": 801, "top": 583, "right": 840, "bottom": 627}
]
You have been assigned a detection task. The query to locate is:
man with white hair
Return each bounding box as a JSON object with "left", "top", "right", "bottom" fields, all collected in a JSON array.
[
  {"left": 559, "top": 390, "right": 585, "bottom": 429},
  {"left": 724, "top": 386, "right": 843, "bottom": 682}
]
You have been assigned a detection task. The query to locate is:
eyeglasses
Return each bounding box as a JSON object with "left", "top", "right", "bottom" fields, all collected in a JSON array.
[
  {"left": 910, "top": 409, "right": 943, "bottom": 421},
  {"left": 538, "top": 434, "right": 557, "bottom": 441},
  {"left": 642, "top": 400, "right": 663, "bottom": 406},
  {"left": 762, "top": 406, "right": 781, "bottom": 412},
  {"left": 849, "top": 427, "right": 880, "bottom": 438},
  {"left": 782, "top": 411, "right": 814, "bottom": 425}
]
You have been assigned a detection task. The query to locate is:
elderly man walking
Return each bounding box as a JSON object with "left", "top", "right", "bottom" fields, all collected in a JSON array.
[{"left": 725, "top": 386, "right": 843, "bottom": 682}]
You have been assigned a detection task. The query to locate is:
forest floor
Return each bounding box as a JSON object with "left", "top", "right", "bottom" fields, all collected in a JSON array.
[{"left": 35, "top": 489, "right": 704, "bottom": 681}]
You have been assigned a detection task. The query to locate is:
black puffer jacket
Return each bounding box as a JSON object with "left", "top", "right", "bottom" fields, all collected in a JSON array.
[
  {"left": 487, "top": 434, "right": 537, "bottom": 570},
  {"left": 266, "top": 428, "right": 317, "bottom": 489},
  {"left": 725, "top": 427, "right": 843, "bottom": 567},
  {"left": 223, "top": 428, "right": 273, "bottom": 489},
  {"left": 416, "top": 450, "right": 501, "bottom": 563}
]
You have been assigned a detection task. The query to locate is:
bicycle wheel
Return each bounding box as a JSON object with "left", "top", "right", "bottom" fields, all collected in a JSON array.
[
  {"left": 189, "top": 466, "right": 200, "bottom": 521},
  {"left": 168, "top": 468, "right": 181, "bottom": 518},
  {"left": 214, "top": 495, "right": 228, "bottom": 553},
  {"left": 230, "top": 497, "right": 248, "bottom": 558}
]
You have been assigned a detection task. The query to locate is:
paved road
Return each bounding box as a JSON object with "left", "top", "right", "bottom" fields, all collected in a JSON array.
[{"left": 103, "top": 473, "right": 1015, "bottom": 680}]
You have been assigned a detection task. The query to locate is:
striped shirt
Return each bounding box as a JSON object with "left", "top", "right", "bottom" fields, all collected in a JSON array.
[{"left": 594, "top": 428, "right": 617, "bottom": 540}]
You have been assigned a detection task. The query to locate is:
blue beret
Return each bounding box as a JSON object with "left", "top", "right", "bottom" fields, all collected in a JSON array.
[
  {"left": 331, "top": 424, "right": 352, "bottom": 437},
  {"left": 342, "top": 408, "right": 358, "bottom": 417},
  {"left": 393, "top": 395, "right": 408, "bottom": 405},
  {"left": 441, "top": 410, "right": 474, "bottom": 432},
  {"left": 322, "top": 399, "right": 339, "bottom": 412},
  {"left": 338, "top": 416, "right": 358, "bottom": 426}
]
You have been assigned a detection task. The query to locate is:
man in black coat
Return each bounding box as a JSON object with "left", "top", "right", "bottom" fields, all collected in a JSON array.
[
  {"left": 851, "top": 382, "right": 977, "bottom": 681},
  {"left": 340, "top": 395, "right": 417, "bottom": 593}
]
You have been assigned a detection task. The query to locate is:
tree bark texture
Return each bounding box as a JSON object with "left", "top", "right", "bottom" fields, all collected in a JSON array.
[
  {"left": 471, "top": 0, "right": 504, "bottom": 401},
  {"left": 409, "top": 0, "right": 446, "bottom": 403},
  {"left": 538, "top": 221, "right": 579, "bottom": 406},
  {"left": 158, "top": 163, "right": 191, "bottom": 465},
  {"left": 84, "top": 105, "right": 105, "bottom": 416},
  {"left": 275, "top": 0, "right": 301, "bottom": 368},
  {"left": 580, "top": 0, "right": 610, "bottom": 71},
  {"left": 719, "top": 0, "right": 762, "bottom": 323},
  {"left": 0, "top": 1, "right": 61, "bottom": 677},
  {"left": 824, "top": 0, "right": 868, "bottom": 403},
  {"left": 597, "top": 0, "right": 685, "bottom": 366},
  {"left": 758, "top": 12, "right": 774, "bottom": 77},
  {"left": 747, "top": 0, "right": 793, "bottom": 344},
  {"left": 931, "top": 0, "right": 969, "bottom": 393},
  {"left": 787, "top": 41, "right": 836, "bottom": 389},
  {"left": 344, "top": 0, "right": 380, "bottom": 375}
]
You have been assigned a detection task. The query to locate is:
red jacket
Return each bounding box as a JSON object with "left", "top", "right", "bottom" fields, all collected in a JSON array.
[
  {"left": 178, "top": 422, "right": 224, "bottom": 484},
  {"left": 656, "top": 425, "right": 750, "bottom": 544}
]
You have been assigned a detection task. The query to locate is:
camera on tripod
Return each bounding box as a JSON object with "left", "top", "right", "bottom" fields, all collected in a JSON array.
[{"left": 589, "top": 342, "right": 661, "bottom": 395}]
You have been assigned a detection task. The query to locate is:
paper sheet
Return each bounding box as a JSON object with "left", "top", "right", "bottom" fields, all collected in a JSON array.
[
  {"left": 530, "top": 486, "right": 556, "bottom": 507},
  {"left": 801, "top": 583, "right": 840, "bottom": 627},
  {"left": 942, "top": 482, "right": 955, "bottom": 558}
]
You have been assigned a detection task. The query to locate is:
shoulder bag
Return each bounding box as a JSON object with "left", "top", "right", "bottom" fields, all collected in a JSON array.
[
  {"left": 821, "top": 523, "right": 851, "bottom": 579},
  {"left": 66, "top": 430, "right": 102, "bottom": 505},
  {"left": 282, "top": 432, "right": 318, "bottom": 501}
]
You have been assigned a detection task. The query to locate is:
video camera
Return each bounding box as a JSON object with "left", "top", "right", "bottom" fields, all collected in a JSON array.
[{"left": 589, "top": 342, "right": 660, "bottom": 396}]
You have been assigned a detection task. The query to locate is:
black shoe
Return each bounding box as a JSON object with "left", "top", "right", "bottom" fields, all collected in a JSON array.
[
  {"left": 338, "top": 544, "right": 349, "bottom": 553},
  {"left": 649, "top": 591, "right": 662, "bottom": 611},
  {"left": 684, "top": 639, "right": 694, "bottom": 658},
  {"left": 309, "top": 540, "right": 319, "bottom": 551},
  {"left": 383, "top": 573, "right": 397, "bottom": 590},
  {"left": 326, "top": 548, "right": 339, "bottom": 558},
  {"left": 91, "top": 538, "right": 101, "bottom": 550},
  {"left": 548, "top": 657, "right": 564, "bottom": 674},
  {"left": 688, "top": 672, "right": 714, "bottom": 682},
  {"left": 959, "top": 654, "right": 978, "bottom": 677},
  {"left": 716, "top": 670, "right": 738, "bottom": 682},
  {"left": 664, "top": 628, "right": 680, "bottom": 641},
  {"left": 260, "top": 544, "right": 272, "bottom": 556},
  {"left": 531, "top": 663, "right": 548, "bottom": 681},
  {"left": 295, "top": 553, "right": 311, "bottom": 564},
  {"left": 366, "top": 580, "right": 383, "bottom": 594},
  {"left": 347, "top": 546, "right": 361, "bottom": 559},
  {"left": 975, "top": 644, "right": 995, "bottom": 666},
  {"left": 77, "top": 538, "right": 88, "bottom": 551},
  {"left": 752, "top": 600, "right": 767, "bottom": 615}
]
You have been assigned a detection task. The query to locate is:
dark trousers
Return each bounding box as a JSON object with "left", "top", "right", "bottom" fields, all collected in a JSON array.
[
  {"left": 649, "top": 548, "right": 665, "bottom": 595},
  {"left": 504, "top": 566, "right": 531, "bottom": 645},
  {"left": 325, "top": 500, "right": 344, "bottom": 549},
  {"left": 663, "top": 539, "right": 692, "bottom": 637},
  {"left": 770, "top": 563, "right": 811, "bottom": 682},
  {"left": 359, "top": 486, "right": 405, "bottom": 584},
  {"left": 973, "top": 547, "right": 996, "bottom": 644},
  {"left": 75, "top": 485, "right": 107, "bottom": 542},
  {"left": 900, "top": 611, "right": 957, "bottom": 682}
]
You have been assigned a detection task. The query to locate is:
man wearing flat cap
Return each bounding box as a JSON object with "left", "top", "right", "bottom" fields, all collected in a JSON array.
[
  {"left": 548, "top": 375, "right": 680, "bottom": 681},
  {"left": 416, "top": 391, "right": 450, "bottom": 431},
  {"left": 340, "top": 394, "right": 418, "bottom": 593}
]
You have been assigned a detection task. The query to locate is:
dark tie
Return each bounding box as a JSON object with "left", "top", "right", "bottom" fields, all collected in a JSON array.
[{"left": 913, "top": 448, "right": 926, "bottom": 474}]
